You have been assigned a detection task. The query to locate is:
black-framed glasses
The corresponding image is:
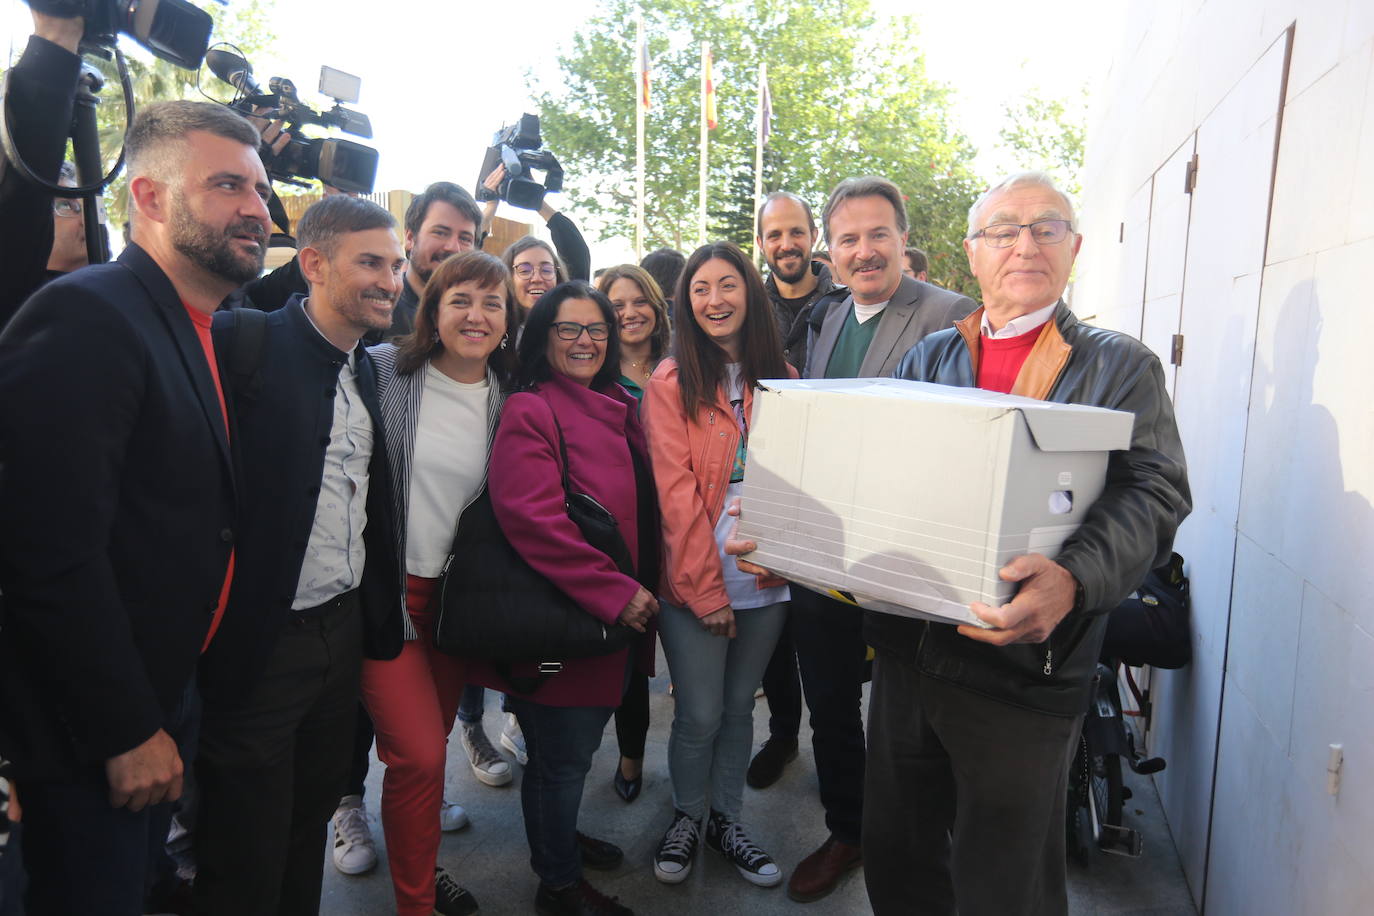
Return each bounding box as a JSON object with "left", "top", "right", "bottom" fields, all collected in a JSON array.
[
  {"left": 552, "top": 321, "right": 610, "bottom": 341},
  {"left": 514, "top": 263, "right": 557, "bottom": 280},
  {"left": 53, "top": 198, "right": 83, "bottom": 218},
  {"left": 969, "top": 218, "right": 1073, "bottom": 248}
]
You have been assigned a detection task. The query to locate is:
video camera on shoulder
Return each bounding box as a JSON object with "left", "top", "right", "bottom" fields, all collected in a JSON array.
[
  {"left": 23, "top": 0, "right": 212, "bottom": 68},
  {"left": 206, "top": 47, "right": 379, "bottom": 195},
  {"left": 476, "top": 114, "right": 563, "bottom": 211}
]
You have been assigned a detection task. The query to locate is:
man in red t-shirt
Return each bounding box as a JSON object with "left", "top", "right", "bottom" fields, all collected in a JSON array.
[{"left": 0, "top": 99, "right": 269, "bottom": 914}]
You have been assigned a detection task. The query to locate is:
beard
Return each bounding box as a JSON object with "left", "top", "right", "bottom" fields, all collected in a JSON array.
[
  {"left": 328, "top": 276, "right": 396, "bottom": 334},
  {"left": 767, "top": 247, "right": 811, "bottom": 284},
  {"left": 170, "top": 200, "right": 266, "bottom": 285}
]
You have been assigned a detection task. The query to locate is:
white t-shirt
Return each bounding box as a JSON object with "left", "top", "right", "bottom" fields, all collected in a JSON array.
[
  {"left": 713, "top": 364, "right": 789, "bottom": 609},
  {"left": 405, "top": 364, "right": 489, "bottom": 577},
  {"left": 853, "top": 298, "right": 890, "bottom": 324}
]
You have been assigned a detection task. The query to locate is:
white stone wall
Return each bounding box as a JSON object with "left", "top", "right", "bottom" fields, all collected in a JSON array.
[{"left": 1072, "top": 1, "right": 1374, "bottom": 911}]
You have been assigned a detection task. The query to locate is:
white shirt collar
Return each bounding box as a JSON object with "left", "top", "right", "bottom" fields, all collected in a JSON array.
[{"left": 981, "top": 301, "right": 1058, "bottom": 339}]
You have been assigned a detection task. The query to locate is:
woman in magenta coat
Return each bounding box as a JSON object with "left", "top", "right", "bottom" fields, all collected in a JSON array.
[{"left": 467, "top": 280, "right": 659, "bottom": 916}]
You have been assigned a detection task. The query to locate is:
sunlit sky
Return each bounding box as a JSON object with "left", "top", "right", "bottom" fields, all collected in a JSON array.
[{"left": 3, "top": 0, "right": 1121, "bottom": 263}]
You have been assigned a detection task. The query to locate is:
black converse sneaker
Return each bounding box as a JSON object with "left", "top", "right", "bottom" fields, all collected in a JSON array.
[
  {"left": 652, "top": 809, "right": 702, "bottom": 884},
  {"left": 434, "top": 866, "right": 480, "bottom": 915},
  {"left": 705, "top": 810, "right": 782, "bottom": 887}
]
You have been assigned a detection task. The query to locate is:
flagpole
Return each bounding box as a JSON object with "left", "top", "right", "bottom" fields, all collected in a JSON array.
[
  {"left": 635, "top": 14, "right": 646, "bottom": 260},
  {"left": 752, "top": 62, "right": 766, "bottom": 265},
  {"left": 698, "top": 41, "right": 709, "bottom": 247}
]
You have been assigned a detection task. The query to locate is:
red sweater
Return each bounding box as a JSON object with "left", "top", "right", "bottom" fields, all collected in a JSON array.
[{"left": 976, "top": 325, "right": 1042, "bottom": 393}]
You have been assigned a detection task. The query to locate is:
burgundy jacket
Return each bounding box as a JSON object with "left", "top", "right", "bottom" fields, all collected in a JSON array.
[{"left": 467, "top": 372, "right": 657, "bottom": 707}]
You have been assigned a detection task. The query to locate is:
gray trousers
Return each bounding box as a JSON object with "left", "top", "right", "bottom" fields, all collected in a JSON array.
[{"left": 862, "top": 649, "right": 1081, "bottom": 916}]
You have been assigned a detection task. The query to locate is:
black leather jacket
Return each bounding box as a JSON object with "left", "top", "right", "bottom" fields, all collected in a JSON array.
[{"left": 874, "top": 302, "right": 1191, "bottom": 716}]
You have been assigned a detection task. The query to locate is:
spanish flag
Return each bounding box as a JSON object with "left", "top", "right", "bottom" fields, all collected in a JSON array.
[{"left": 703, "top": 44, "right": 717, "bottom": 130}]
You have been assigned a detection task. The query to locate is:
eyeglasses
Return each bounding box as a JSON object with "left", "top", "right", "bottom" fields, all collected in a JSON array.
[
  {"left": 53, "top": 198, "right": 83, "bottom": 218},
  {"left": 552, "top": 321, "right": 610, "bottom": 341},
  {"left": 513, "top": 263, "right": 557, "bottom": 280},
  {"left": 969, "top": 218, "right": 1073, "bottom": 248}
]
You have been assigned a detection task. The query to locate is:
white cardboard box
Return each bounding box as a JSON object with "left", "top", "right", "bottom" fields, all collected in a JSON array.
[{"left": 737, "top": 378, "right": 1134, "bottom": 626}]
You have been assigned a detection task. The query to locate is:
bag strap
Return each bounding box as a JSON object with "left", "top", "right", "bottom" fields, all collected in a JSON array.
[{"left": 225, "top": 307, "right": 269, "bottom": 401}]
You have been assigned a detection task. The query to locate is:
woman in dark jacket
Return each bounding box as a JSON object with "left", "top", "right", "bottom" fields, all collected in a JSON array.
[{"left": 468, "top": 280, "right": 659, "bottom": 916}]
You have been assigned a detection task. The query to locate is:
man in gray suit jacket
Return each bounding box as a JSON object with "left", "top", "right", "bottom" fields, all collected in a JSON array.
[
  {"left": 781, "top": 176, "right": 975, "bottom": 903},
  {"left": 806, "top": 178, "right": 975, "bottom": 380}
]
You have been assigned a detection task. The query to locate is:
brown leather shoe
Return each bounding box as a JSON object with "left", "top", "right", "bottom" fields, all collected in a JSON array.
[{"left": 786, "top": 835, "right": 862, "bottom": 902}]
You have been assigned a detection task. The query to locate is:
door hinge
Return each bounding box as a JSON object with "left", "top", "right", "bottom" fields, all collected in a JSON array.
[
  {"left": 1184, "top": 153, "right": 1200, "bottom": 194},
  {"left": 1171, "top": 334, "right": 1185, "bottom": 366}
]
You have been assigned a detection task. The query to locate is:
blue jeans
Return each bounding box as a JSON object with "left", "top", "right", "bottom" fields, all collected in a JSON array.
[
  {"left": 658, "top": 600, "right": 787, "bottom": 821},
  {"left": 457, "top": 686, "right": 511, "bottom": 725},
  {"left": 504, "top": 697, "right": 613, "bottom": 888}
]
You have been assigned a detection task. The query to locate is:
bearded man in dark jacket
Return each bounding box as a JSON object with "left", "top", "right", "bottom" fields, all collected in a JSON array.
[
  {"left": 871, "top": 171, "right": 1191, "bottom": 916},
  {"left": 756, "top": 192, "right": 842, "bottom": 372}
]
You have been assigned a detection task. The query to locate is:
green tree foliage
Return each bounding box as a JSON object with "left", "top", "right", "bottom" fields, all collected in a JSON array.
[
  {"left": 996, "top": 85, "right": 1087, "bottom": 198},
  {"left": 533, "top": 0, "right": 984, "bottom": 295},
  {"left": 90, "top": 0, "right": 279, "bottom": 229}
]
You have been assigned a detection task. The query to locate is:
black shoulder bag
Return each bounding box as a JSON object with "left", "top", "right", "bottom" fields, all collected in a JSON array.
[{"left": 432, "top": 415, "right": 637, "bottom": 688}]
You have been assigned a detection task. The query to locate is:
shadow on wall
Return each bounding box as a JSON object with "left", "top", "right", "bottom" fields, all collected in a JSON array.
[{"left": 1252, "top": 281, "right": 1371, "bottom": 611}]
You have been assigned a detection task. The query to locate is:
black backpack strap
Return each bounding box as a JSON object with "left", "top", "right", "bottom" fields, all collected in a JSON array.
[{"left": 226, "top": 307, "right": 269, "bottom": 401}]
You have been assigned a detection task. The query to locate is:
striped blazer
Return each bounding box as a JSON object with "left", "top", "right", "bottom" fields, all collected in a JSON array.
[{"left": 368, "top": 342, "right": 506, "bottom": 640}]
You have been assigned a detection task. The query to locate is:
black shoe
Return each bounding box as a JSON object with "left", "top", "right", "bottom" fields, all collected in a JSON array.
[
  {"left": 652, "top": 809, "right": 702, "bottom": 884},
  {"left": 612, "top": 759, "right": 642, "bottom": 803},
  {"left": 576, "top": 831, "right": 625, "bottom": 870},
  {"left": 705, "top": 810, "right": 782, "bottom": 887},
  {"left": 535, "top": 879, "right": 633, "bottom": 916},
  {"left": 434, "top": 866, "right": 480, "bottom": 915},
  {"left": 746, "top": 736, "right": 798, "bottom": 789}
]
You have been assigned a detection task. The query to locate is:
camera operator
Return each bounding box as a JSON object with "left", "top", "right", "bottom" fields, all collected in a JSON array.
[
  {"left": 479, "top": 163, "right": 590, "bottom": 283},
  {"left": 0, "top": 3, "right": 84, "bottom": 330}
]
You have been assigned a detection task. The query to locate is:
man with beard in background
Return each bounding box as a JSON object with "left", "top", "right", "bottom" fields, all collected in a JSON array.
[
  {"left": 379, "top": 181, "right": 483, "bottom": 341},
  {"left": 756, "top": 191, "right": 842, "bottom": 372},
  {"left": 0, "top": 100, "right": 263, "bottom": 915}
]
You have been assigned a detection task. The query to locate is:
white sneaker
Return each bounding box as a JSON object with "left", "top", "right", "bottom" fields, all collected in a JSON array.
[
  {"left": 331, "top": 795, "right": 377, "bottom": 875},
  {"left": 460, "top": 721, "right": 513, "bottom": 787},
  {"left": 440, "top": 799, "right": 470, "bottom": 832},
  {"left": 500, "top": 712, "right": 528, "bottom": 766}
]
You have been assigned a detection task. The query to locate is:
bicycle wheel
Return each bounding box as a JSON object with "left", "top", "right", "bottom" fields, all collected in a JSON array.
[
  {"left": 1090, "top": 752, "right": 1125, "bottom": 830},
  {"left": 1066, "top": 735, "right": 1094, "bottom": 865}
]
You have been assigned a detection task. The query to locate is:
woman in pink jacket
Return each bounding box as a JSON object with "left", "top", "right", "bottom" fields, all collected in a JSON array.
[
  {"left": 468, "top": 280, "right": 659, "bottom": 916},
  {"left": 643, "top": 241, "right": 796, "bottom": 889}
]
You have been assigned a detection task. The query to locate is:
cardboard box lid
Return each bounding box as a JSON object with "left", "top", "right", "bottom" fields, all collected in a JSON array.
[{"left": 756, "top": 377, "right": 1133, "bottom": 452}]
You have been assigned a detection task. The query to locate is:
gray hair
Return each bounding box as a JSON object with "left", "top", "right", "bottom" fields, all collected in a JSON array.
[
  {"left": 296, "top": 195, "right": 396, "bottom": 259},
  {"left": 822, "top": 176, "right": 908, "bottom": 244},
  {"left": 126, "top": 101, "right": 260, "bottom": 181},
  {"left": 966, "top": 171, "right": 1076, "bottom": 238}
]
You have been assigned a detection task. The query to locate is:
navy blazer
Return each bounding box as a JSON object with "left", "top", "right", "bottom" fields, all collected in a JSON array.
[
  {"left": 199, "top": 297, "right": 402, "bottom": 710},
  {"left": 0, "top": 244, "right": 236, "bottom": 780}
]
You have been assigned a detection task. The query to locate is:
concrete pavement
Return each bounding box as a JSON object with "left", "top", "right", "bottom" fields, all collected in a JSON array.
[{"left": 321, "top": 648, "right": 1197, "bottom": 915}]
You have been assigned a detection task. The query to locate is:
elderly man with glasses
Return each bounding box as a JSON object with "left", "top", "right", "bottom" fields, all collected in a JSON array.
[{"left": 867, "top": 171, "right": 1191, "bottom": 915}]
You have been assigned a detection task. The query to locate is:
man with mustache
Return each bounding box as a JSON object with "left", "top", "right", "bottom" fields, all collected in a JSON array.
[
  {"left": 193, "top": 195, "right": 406, "bottom": 916},
  {"left": 0, "top": 100, "right": 261, "bottom": 915},
  {"left": 776, "top": 176, "right": 975, "bottom": 904}
]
